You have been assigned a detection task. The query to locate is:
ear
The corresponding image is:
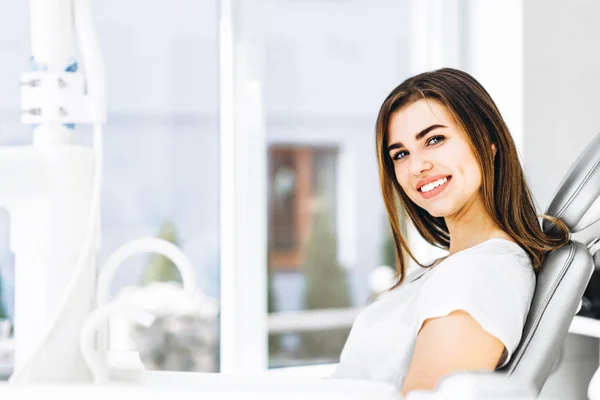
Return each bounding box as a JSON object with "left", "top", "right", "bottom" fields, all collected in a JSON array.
[{"left": 491, "top": 143, "right": 497, "bottom": 158}]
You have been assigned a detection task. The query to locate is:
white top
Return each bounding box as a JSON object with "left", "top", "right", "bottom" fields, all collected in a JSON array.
[{"left": 329, "top": 238, "right": 536, "bottom": 389}]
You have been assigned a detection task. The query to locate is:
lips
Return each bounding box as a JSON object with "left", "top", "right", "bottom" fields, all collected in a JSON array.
[
  {"left": 416, "top": 175, "right": 452, "bottom": 191},
  {"left": 418, "top": 176, "right": 452, "bottom": 199}
]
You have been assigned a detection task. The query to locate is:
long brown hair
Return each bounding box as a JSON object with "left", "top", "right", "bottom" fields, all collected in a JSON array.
[{"left": 376, "top": 68, "right": 570, "bottom": 292}]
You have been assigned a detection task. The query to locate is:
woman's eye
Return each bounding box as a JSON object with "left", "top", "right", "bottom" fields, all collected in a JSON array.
[
  {"left": 392, "top": 150, "right": 407, "bottom": 160},
  {"left": 427, "top": 135, "right": 445, "bottom": 146}
]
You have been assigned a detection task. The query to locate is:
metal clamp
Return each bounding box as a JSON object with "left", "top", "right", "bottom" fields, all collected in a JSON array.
[{"left": 20, "top": 71, "right": 104, "bottom": 124}]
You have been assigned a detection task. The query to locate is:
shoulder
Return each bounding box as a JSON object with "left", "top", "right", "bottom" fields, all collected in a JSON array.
[
  {"left": 419, "top": 239, "right": 536, "bottom": 311},
  {"left": 413, "top": 239, "right": 536, "bottom": 374},
  {"left": 432, "top": 239, "right": 534, "bottom": 281}
]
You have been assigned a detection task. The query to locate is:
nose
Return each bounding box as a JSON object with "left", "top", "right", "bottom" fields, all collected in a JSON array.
[{"left": 409, "top": 152, "right": 433, "bottom": 177}]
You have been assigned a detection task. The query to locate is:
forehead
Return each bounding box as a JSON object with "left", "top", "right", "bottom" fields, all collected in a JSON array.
[{"left": 387, "top": 99, "right": 454, "bottom": 145}]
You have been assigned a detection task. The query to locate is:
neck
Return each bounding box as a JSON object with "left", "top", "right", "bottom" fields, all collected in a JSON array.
[{"left": 444, "top": 196, "right": 505, "bottom": 256}]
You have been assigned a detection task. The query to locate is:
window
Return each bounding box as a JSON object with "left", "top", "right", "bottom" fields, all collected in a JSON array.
[
  {"left": 268, "top": 144, "right": 353, "bottom": 367},
  {"left": 269, "top": 145, "right": 338, "bottom": 270}
]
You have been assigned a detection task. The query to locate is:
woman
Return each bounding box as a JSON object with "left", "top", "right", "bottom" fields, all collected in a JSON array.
[{"left": 329, "top": 68, "right": 569, "bottom": 397}]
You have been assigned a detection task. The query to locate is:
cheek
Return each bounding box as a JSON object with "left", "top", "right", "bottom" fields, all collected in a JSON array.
[
  {"left": 459, "top": 151, "right": 483, "bottom": 189},
  {"left": 394, "top": 167, "right": 419, "bottom": 200},
  {"left": 393, "top": 166, "right": 409, "bottom": 190}
]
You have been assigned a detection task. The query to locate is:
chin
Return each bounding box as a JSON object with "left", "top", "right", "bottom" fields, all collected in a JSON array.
[
  {"left": 421, "top": 204, "right": 455, "bottom": 218},
  {"left": 426, "top": 210, "right": 447, "bottom": 218},
  {"left": 409, "top": 196, "right": 456, "bottom": 218}
]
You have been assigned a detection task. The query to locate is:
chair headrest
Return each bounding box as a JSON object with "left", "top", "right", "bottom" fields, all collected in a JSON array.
[{"left": 543, "top": 133, "right": 600, "bottom": 234}]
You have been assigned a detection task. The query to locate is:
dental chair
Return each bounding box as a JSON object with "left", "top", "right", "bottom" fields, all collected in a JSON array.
[{"left": 491, "top": 132, "right": 600, "bottom": 395}]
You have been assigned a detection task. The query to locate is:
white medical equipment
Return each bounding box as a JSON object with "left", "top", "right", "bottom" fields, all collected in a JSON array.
[
  {"left": 6, "top": 0, "right": 105, "bottom": 383},
  {"left": 0, "top": 0, "right": 598, "bottom": 398}
]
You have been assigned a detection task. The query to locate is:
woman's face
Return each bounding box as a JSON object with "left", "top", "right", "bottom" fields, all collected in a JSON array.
[{"left": 386, "top": 99, "right": 494, "bottom": 219}]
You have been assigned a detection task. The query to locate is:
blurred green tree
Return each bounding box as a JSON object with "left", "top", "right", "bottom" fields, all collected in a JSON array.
[
  {"left": 142, "top": 221, "right": 183, "bottom": 285},
  {"left": 381, "top": 206, "right": 410, "bottom": 268},
  {"left": 299, "top": 200, "right": 352, "bottom": 360},
  {"left": 0, "top": 273, "right": 7, "bottom": 320},
  {"left": 267, "top": 267, "right": 283, "bottom": 358}
]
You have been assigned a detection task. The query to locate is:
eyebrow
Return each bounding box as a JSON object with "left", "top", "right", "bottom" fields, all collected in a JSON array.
[{"left": 387, "top": 124, "right": 447, "bottom": 153}]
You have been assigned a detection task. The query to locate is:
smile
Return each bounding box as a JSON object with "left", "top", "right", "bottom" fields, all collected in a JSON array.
[{"left": 418, "top": 176, "right": 451, "bottom": 199}]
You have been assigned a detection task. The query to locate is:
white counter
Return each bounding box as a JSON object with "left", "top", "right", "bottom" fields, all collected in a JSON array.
[{"left": 0, "top": 373, "right": 401, "bottom": 400}]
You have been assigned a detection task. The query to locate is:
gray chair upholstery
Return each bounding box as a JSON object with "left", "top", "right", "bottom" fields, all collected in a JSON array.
[{"left": 498, "top": 132, "right": 600, "bottom": 394}]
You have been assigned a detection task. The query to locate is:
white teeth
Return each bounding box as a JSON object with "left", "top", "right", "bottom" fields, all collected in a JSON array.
[{"left": 420, "top": 177, "right": 448, "bottom": 193}]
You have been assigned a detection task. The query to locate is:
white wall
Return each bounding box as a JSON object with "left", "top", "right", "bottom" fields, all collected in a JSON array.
[
  {"left": 464, "top": 0, "right": 523, "bottom": 158},
  {"left": 524, "top": 0, "right": 600, "bottom": 213}
]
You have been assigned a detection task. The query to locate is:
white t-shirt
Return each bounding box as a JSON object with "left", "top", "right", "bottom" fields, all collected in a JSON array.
[{"left": 329, "top": 238, "right": 536, "bottom": 389}]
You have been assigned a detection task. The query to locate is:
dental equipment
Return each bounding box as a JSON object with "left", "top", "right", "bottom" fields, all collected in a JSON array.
[
  {"left": 6, "top": 0, "right": 105, "bottom": 383},
  {"left": 80, "top": 302, "right": 156, "bottom": 384},
  {"left": 92, "top": 237, "right": 213, "bottom": 380}
]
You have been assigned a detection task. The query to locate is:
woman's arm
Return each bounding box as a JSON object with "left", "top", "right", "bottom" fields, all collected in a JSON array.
[{"left": 400, "top": 309, "right": 505, "bottom": 397}]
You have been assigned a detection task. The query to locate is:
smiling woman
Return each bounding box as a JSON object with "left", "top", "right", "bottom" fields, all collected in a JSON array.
[
  {"left": 387, "top": 99, "right": 493, "bottom": 218},
  {"left": 328, "top": 68, "right": 571, "bottom": 397}
]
